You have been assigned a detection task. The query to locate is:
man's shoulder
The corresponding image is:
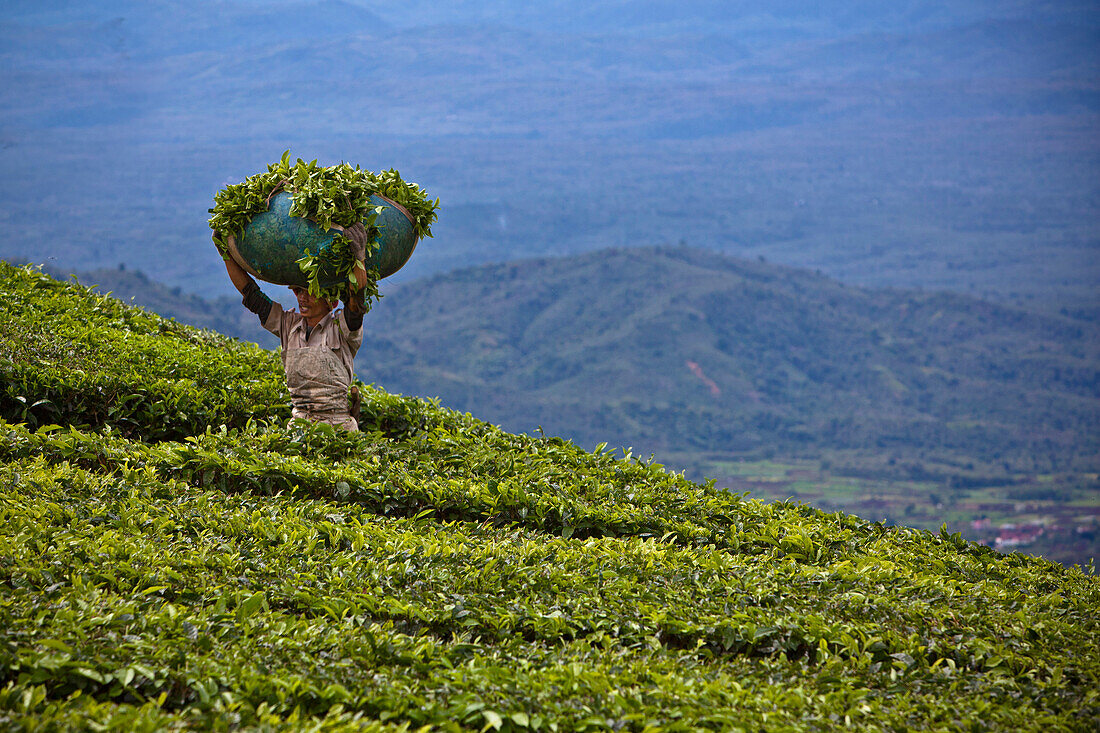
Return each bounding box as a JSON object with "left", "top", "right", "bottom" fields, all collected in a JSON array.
[{"left": 263, "top": 302, "right": 304, "bottom": 337}]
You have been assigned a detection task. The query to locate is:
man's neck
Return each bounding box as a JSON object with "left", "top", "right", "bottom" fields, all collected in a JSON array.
[{"left": 302, "top": 308, "right": 334, "bottom": 329}]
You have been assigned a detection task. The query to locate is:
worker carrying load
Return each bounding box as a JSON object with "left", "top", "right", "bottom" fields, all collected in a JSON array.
[{"left": 209, "top": 153, "right": 438, "bottom": 431}]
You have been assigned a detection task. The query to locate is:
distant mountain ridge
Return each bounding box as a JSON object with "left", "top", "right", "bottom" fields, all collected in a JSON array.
[
  {"left": 364, "top": 1, "right": 1100, "bottom": 38},
  {"left": 44, "top": 248, "right": 1099, "bottom": 477},
  {"left": 356, "top": 246, "right": 1099, "bottom": 473},
  {"left": 2, "top": 0, "right": 1097, "bottom": 315}
]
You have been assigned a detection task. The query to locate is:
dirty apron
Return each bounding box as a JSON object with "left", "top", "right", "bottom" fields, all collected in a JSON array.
[{"left": 283, "top": 338, "right": 358, "bottom": 432}]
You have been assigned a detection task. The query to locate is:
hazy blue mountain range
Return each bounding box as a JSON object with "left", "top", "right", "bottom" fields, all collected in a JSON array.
[
  {"left": 3, "top": 1, "right": 1097, "bottom": 316},
  {"left": 53, "top": 247, "right": 1100, "bottom": 481}
]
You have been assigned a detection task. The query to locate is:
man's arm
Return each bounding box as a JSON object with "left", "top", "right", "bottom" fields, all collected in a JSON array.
[
  {"left": 223, "top": 251, "right": 255, "bottom": 295},
  {"left": 348, "top": 262, "right": 371, "bottom": 313},
  {"left": 221, "top": 238, "right": 275, "bottom": 326},
  {"left": 341, "top": 223, "right": 372, "bottom": 326}
]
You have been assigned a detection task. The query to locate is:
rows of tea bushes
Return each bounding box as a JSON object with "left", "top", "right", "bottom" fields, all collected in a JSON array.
[
  {"left": 3, "top": 439, "right": 1098, "bottom": 731},
  {"left": 0, "top": 262, "right": 287, "bottom": 439},
  {"left": 1, "top": 263, "right": 1098, "bottom": 730},
  {"left": 0, "top": 262, "right": 431, "bottom": 442}
]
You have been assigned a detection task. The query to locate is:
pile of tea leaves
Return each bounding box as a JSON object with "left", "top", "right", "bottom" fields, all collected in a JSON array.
[
  {"left": 1, "top": 262, "right": 1098, "bottom": 731},
  {"left": 208, "top": 152, "right": 439, "bottom": 300}
]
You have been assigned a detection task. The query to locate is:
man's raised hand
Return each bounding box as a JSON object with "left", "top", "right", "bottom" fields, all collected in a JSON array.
[{"left": 342, "top": 222, "right": 370, "bottom": 264}]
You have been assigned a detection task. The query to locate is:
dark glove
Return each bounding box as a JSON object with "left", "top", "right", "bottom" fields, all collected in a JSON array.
[{"left": 342, "top": 222, "right": 370, "bottom": 263}]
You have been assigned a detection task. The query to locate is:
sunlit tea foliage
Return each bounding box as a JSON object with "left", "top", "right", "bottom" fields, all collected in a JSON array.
[{"left": 0, "top": 262, "right": 1097, "bottom": 731}]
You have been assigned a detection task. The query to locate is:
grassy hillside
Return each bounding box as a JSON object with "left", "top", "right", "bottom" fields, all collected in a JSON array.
[
  {"left": 2, "top": 266, "right": 1099, "bottom": 730},
  {"left": 50, "top": 264, "right": 279, "bottom": 348}
]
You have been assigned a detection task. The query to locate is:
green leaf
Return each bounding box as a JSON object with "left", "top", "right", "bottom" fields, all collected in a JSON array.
[{"left": 238, "top": 591, "right": 267, "bottom": 619}]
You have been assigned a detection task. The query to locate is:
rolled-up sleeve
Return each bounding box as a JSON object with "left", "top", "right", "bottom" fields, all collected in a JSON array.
[
  {"left": 342, "top": 306, "right": 364, "bottom": 332},
  {"left": 241, "top": 280, "right": 273, "bottom": 322},
  {"left": 262, "top": 301, "right": 284, "bottom": 336},
  {"left": 339, "top": 309, "right": 364, "bottom": 354}
]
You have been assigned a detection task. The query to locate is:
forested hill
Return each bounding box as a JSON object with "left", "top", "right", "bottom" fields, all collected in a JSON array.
[
  {"left": 358, "top": 246, "right": 1099, "bottom": 475},
  {"left": 47, "top": 247, "right": 1100, "bottom": 480},
  {"left": 2, "top": 262, "right": 1099, "bottom": 730}
]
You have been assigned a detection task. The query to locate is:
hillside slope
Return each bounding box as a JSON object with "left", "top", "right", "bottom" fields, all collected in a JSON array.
[
  {"left": 1, "top": 262, "right": 1098, "bottom": 730},
  {"left": 54, "top": 247, "right": 1100, "bottom": 478},
  {"left": 49, "top": 263, "right": 279, "bottom": 347},
  {"left": 43, "top": 254, "right": 1100, "bottom": 568},
  {"left": 358, "top": 246, "right": 1099, "bottom": 474}
]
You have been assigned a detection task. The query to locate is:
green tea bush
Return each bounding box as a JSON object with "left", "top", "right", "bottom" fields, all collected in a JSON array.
[
  {"left": 0, "top": 262, "right": 432, "bottom": 442},
  {"left": 0, "top": 262, "right": 287, "bottom": 439},
  {"left": 1, "top": 265, "right": 1098, "bottom": 731}
]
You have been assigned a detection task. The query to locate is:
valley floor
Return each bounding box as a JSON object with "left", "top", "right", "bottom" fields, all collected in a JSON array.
[{"left": 675, "top": 455, "right": 1100, "bottom": 571}]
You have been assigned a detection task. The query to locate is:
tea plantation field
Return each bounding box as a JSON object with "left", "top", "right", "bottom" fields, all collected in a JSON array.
[{"left": 1, "top": 261, "right": 1098, "bottom": 730}]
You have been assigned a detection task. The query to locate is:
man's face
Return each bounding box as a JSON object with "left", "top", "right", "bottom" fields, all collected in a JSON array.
[{"left": 289, "top": 286, "right": 334, "bottom": 320}]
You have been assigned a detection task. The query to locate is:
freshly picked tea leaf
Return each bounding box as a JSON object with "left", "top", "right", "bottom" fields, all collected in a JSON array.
[{"left": 208, "top": 151, "right": 439, "bottom": 302}]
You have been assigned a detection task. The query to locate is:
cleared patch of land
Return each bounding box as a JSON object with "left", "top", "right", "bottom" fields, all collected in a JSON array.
[{"left": 684, "top": 456, "right": 1100, "bottom": 569}]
